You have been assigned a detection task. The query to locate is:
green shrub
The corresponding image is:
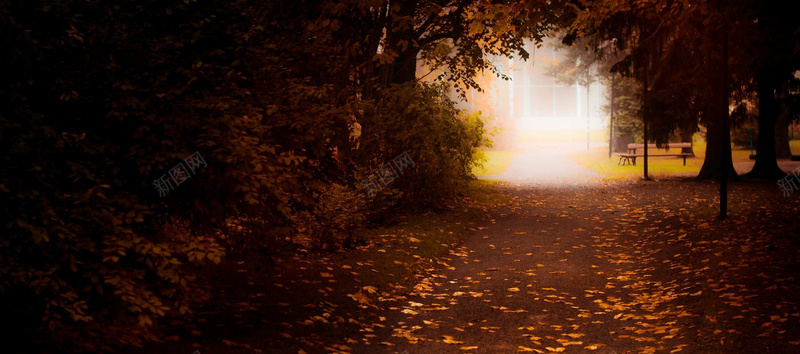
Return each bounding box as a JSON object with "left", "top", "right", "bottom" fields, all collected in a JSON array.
[{"left": 357, "top": 82, "right": 491, "bottom": 208}]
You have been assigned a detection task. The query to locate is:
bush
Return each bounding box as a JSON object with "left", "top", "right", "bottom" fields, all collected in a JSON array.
[
  {"left": 0, "top": 0, "right": 301, "bottom": 350},
  {"left": 357, "top": 82, "right": 491, "bottom": 207},
  {"left": 291, "top": 182, "right": 402, "bottom": 250}
]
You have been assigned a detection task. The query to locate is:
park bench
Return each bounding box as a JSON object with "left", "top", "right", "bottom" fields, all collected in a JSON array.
[{"left": 615, "top": 142, "right": 693, "bottom": 166}]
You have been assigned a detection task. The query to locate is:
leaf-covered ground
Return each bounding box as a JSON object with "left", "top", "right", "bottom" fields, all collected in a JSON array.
[
  {"left": 131, "top": 177, "right": 800, "bottom": 354},
  {"left": 350, "top": 178, "right": 800, "bottom": 353}
]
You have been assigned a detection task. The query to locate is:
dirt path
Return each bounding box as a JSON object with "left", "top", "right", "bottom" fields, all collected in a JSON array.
[{"left": 352, "top": 165, "right": 800, "bottom": 353}]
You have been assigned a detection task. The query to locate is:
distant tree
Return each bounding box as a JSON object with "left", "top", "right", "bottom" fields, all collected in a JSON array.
[
  {"left": 563, "top": 0, "right": 766, "bottom": 180},
  {"left": 544, "top": 34, "right": 652, "bottom": 154}
]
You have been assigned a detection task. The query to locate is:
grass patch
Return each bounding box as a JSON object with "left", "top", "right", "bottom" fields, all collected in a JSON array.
[
  {"left": 567, "top": 147, "right": 702, "bottom": 177},
  {"left": 473, "top": 150, "right": 515, "bottom": 176},
  {"left": 567, "top": 137, "right": 755, "bottom": 178}
]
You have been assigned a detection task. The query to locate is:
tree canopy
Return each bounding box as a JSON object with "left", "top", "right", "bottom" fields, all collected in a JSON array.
[
  {"left": 0, "top": 0, "right": 568, "bottom": 350},
  {"left": 562, "top": 0, "right": 800, "bottom": 179}
]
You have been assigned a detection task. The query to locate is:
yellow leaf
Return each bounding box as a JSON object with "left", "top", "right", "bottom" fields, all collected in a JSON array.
[
  {"left": 362, "top": 285, "right": 378, "bottom": 294},
  {"left": 348, "top": 291, "right": 370, "bottom": 305},
  {"left": 442, "top": 335, "right": 464, "bottom": 344},
  {"left": 461, "top": 346, "right": 479, "bottom": 351},
  {"left": 584, "top": 343, "right": 605, "bottom": 350},
  {"left": 560, "top": 341, "right": 583, "bottom": 346}
]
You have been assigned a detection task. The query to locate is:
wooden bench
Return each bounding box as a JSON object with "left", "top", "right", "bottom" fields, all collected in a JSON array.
[{"left": 615, "top": 142, "right": 693, "bottom": 166}]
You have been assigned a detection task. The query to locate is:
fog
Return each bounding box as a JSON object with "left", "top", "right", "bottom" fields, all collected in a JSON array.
[{"left": 455, "top": 38, "right": 609, "bottom": 152}]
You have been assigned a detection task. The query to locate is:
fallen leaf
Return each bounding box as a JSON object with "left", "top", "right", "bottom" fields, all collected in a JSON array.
[{"left": 442, "top": 335, "right": 464, "bottom": 344}]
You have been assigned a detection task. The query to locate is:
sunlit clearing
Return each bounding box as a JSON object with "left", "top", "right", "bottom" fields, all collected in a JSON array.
[{"left": 460, "top": 38, "right": 610, "bottom": 184}]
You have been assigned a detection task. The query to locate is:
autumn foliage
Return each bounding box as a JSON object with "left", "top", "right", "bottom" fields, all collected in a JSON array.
[{"left": 0, "top": 0, "right": 500, "bottom": 350}]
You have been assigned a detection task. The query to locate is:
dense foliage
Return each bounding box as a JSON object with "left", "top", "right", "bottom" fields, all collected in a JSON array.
[{"left": 0, "top": 0, "right": 544, "bottom": 350}]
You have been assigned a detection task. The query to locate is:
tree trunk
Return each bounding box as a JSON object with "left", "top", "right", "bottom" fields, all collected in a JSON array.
[
  {"left": 392, "top": 50, "right": 418, "bottom": 84},
  {"left": 719, "top": 30, "right": 729, "bottom": 220},
  {"left": 608, "top": 75, "right": 615, "bottom": 158},
  {"left": 679, "top": 128, "right": 695, "bottom": 156},
  {"left": 745, "top": 70, "right": 786, "bottom": 178},
  {"left": 615, "top": 133, "right": 634, "bottom": 153},
  {"left": 697, "top": 115, "right": 738, "bottom": 180},
  {"left": 642, "top": 68, "right": 649, "bottom": 180},
  {"left": 775, "top": 79, "right": 792, "bottom": 158},
  {"left": 697, "top": 31, "right": 737, "bottom": 181},
  {"left": 389, "top": 1, "right": 419, "bottom": 85}
]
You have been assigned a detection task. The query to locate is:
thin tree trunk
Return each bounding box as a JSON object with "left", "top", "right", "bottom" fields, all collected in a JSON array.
[
  {"left": 642, "top": 67, "right": 649, "bottom": 180},
  {"left": 719, "top": 30, "right": 729, "bottom": 220},
  {"left": 775, "top": 79, "right": 792, "bottom": 158},
  {"left": 608, "top": 75, "right": 615, "bottom": 157},
  {"left": 679, "top": 128, "right": 695, "bottom": 156}
]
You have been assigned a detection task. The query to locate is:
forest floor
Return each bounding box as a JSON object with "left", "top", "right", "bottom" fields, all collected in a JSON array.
[{"left": 131, "top": 146, "right": 800, "bottom": 354}]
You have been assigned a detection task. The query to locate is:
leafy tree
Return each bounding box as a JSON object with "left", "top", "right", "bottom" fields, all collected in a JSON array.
[
  {"left": 0, "top": 0, "right": 308, "bottom": 350},
  {"left": 566, "top": 0, "right": 800, "bottom": 180},
  {"left": 358, "top": 82, "right": 491, "bottom": 207},
  {"left": 372, "top": 0, "right": 564, "bottom": 91},
  {"left": 564, "top": 0, "right": 747, "bottom": 180}
]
